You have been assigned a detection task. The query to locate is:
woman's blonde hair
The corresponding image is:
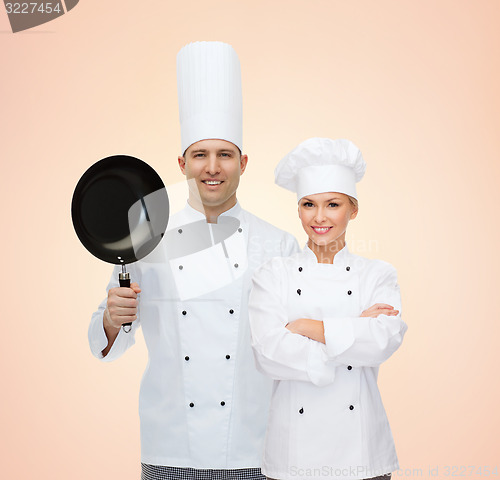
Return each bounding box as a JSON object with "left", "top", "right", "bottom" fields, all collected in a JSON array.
[{"left": 348, "top": 195, "right": 358, "bottom": 211}]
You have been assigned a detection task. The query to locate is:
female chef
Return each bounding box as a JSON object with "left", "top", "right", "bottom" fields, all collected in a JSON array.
[{"left": 248, "top": 138, "right": 407, "bottom": 480}]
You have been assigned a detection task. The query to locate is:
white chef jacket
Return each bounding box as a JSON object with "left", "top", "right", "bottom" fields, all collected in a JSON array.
[
  {"left": 249, "top": 244, "right": 407, "bottom": 480},
  {"left": 88, "top": 201, "right": 299, "bottom": 468}
]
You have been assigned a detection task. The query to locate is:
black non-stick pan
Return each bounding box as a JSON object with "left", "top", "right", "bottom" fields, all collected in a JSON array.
[{"left": 72, "top": 155, "right": 169, "bottom": 331}]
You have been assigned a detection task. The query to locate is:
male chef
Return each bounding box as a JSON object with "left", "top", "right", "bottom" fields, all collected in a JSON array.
[{"left": 88, "top": 41, "right": 299, "bottom": 480}]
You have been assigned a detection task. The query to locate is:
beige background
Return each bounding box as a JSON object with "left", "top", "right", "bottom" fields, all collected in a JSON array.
[{"left": 1, "top": 1, "right": 499, "bottom": 479}]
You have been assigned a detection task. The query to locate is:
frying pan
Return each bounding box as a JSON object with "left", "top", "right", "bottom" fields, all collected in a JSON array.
[{"left": 71, "top": 155, "right": 169, "bottom": 331}]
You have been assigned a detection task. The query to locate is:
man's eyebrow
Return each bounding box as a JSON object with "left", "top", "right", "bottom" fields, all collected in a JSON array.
[{"left": 189, "top": 148, "right": 237, "bottom": 154}]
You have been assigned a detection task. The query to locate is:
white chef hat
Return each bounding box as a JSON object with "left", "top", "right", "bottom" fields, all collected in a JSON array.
[
  {"left": 275, "top": 138, "right": 366, "bottom": 201},
  {"left": 177, "top": 41, "right": 242, "bottom": 154}
]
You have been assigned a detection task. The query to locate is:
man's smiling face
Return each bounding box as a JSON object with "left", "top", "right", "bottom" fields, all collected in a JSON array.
[{"left": 178, "top": 139, "right": 248, "bottom": 216}]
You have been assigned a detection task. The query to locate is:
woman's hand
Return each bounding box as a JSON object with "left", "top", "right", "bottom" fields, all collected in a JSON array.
[
  {"left": 361, "top": 303, "right": 399, "bottom": 318},
  {"left": 285, "top": 305, "right": 399, "bottom": 345},
  {"left": 286, "top": 318, "right": 325, "bottom": 344}
]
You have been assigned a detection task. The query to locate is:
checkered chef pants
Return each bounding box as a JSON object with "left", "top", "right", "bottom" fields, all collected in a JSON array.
[
  {"left": 266, "top": 475, "right": 392, "bottom": 480},
  {"left": 141, "top": 463, "right": 265, "bottom": 480}
]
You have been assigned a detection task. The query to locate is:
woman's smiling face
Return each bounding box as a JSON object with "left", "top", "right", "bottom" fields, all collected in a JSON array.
[{"left": 298, "top": 192, "right": 358, "bottom": 251}]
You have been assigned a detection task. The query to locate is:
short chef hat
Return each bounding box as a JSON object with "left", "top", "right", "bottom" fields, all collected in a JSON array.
[
  {"left": 177, "top": 41, "right": 242, "bottom": 154},
  {"left": 275, "top": 138, "right": 366, "bottom": 201}
]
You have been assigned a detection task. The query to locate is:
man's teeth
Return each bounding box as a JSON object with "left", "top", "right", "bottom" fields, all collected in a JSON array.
[
  {"left": 204, "top": 180, "right": 222, "bottom": 185},
  {"left": 313, "top": 227, "right": 331, "bottom": 233}
]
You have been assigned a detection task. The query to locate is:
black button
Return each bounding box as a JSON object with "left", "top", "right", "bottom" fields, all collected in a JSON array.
[
  {"left": 221, "top": 401, "right": 226, "bottom": 406},
  {"left": 179, "top": 265, "right": 183, "bottom": 270},
  {"left": 234, "top": 263, "right": 239, "bottom": 268},
  {"left": 238, "top": 228, "right": 242, "bottom": 233},
  {"left": 347, "top": 290, "right": 352, "bottom": 295},
  {"left": 182, "top": 310, "right": 187, "bottom": 315},
  {"left": 347, "top": 365, "right": 352, "bottom": 370},
  {"left": 226, "top": 354, "right": 231, "bottom": 359},
  {"left": 298, "top": 267, "right": 303, "bottom": 272},
  {"left": 346, "top": 266, "right": 350, "bottom": 271},
  {"left": 229, "top": 309, "right": 234, "bottom": 314},
  {"left": 349, "top": 405, "right": 354, "bottom": 410},
  {"left": 297, "top": 289, "right": 301, "bottom": 295},
  {"left": 178, "top": 229, "right": 183, "bottom": 234},
  {"left": 185, "top": 356, "right": 190, "bottom": 361},
  {"left": 299, "top": 408, "right": 304, "bottom": 414},
  {"left": 189, "top": 402, "right": 194, "bottom": 407}
]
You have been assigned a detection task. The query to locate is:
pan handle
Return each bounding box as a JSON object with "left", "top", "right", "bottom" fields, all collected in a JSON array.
[{"left": 119, "top": 271, "right": 132, "bottom": 333}]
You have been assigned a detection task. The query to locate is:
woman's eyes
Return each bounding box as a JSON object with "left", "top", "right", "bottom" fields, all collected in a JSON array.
[{"left": 302, "top": 202, "right": 339, "bottom": 207}]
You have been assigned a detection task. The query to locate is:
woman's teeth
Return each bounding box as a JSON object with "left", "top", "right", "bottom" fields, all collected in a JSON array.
[{"left": 312, "top": 227, "right": 331, "bottom": 233}]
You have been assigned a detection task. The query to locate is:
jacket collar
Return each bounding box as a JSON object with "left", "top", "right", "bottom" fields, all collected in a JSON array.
[
  {"left": 302, "top": 242, "right": 350, "bottom": 267},
  {"left": 183, "top": 200, "right": 243, "bottom": 222}
]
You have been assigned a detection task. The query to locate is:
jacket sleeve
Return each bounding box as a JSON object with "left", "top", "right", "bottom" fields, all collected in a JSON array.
[
  {"left": 88, "top": 264, "right": 141, "bottom": 362},
  {"left": 323, "top": 262, "right": 407, "bottom": 367},
  {"left": 249, "top": 259, "right": 339, "bottom": 386}
]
